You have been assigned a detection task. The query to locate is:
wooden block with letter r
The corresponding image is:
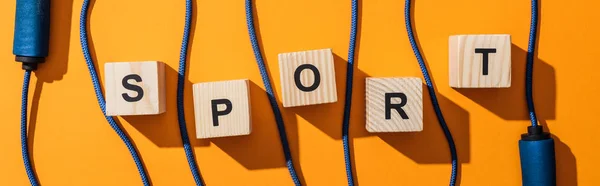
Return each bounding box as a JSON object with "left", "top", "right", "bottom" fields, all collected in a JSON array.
[
  {"left": 104, "top": 61, "right": 166, "bottom": 116},
  {"left": 449, "top": 34, "right": 511, "bottom": 88},
  {"left": 278, "top": 48, "right": 338, "bottom": 107},
  {"left": 366, "top": 77, "right": 423, "bottom": 132},
  {"left": 193, "top": 79, "right": 252, "bottom": 139}
]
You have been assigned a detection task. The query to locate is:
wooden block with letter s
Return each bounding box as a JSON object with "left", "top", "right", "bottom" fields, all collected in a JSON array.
[
  {"left": 366, "top": 77, "right": 423, "bottom": 132},
  {"left": 104, "top": 61, "right": 166, "bottom": 116},
  {"left": 449, "top": 34, "right": 511, "bottom": 88},
  {"left": 278, "top": 48, "right": 338, "bottom": 107},
  {"left": 193, "top": 79, "right": 252, "bottom": 139}
]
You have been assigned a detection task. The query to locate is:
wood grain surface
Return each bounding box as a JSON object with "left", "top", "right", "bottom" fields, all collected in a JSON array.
[
  {"left": 104, "top": 61, "right": 165, "bottom": 116},
  {"left": 366, "top": 77, "right": 423, "bottom": 132},
  {"left": 193, "top": 79, "right": 252, "bottom": 139},
  {"left": 449, "top": 34, "right": 511, "bottom": 88},
  {"left": 278, "top": 48, "right": 337, "bottom": 107}
]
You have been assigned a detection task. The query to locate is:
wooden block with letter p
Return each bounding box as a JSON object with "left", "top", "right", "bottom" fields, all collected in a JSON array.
[
  {"left": 366, "top": 77, "right": 423, "bottom": 132},
  {"left": 193, "top": 79, "right": 252, "bottom": 139},
  {"left": 104, "top": 61, "right": 166, "bottom": 116},
  {"left": 278, "top": 48, "right": 337, "bottom": 107},
  {"left": 449, "top": 34, "right": 511, "bottom": 88}
]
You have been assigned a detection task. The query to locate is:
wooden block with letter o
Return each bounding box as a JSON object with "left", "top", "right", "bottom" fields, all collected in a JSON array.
[
  {"left": 278, "top": 48, "right": 337, "bottom": 107},
  {"left": 366, "top": 77, "right": 423, "bottom": 132},
  {"left": 193, "top": 79, "right": 252, "bottom": 139},
  {"left": 449, "top": 34, "right": 511, "bottom": 88},
  {"left": 104, "top": 61, "right": 166, "bottom": 116}
]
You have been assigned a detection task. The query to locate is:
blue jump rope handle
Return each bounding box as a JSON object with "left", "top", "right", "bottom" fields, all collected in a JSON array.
[
  {"left": 519, "top": 126, "right": 556, "bottom": 186},
  {"left": 13, "top": 0, "right": 50, "bottom": 70}
]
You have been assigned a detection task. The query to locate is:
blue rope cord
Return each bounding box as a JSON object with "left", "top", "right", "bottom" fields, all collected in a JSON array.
[
  {"left": 404, "top": 0, "right": 458, "bottom": 185},
  {"left": 79, "top": 0, "right": 150, "bottom": 185},
  {"left": 21, "top": 70, "right": 39, "bottom": 186},
  {"left": 245, "top": 0, "right": 301, "bottom": 185},
  {"left": 342, "top": 0, "right": 359, "bottom": 186},
  {"left": 526, "top": 0, "right": 539, "bottom": 127},
  {"left": 176, "top": 0, "right": 205, "bottom": 185}
]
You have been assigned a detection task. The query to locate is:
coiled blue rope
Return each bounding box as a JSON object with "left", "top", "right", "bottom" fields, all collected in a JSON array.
[
  {"left": 245, "top": 0, "right": 301, "bottom": 185},
  {"left": 176, "top": 0, "right": 205, "bottom": 185},
  {"left": 342, "top": 0, "right": 359, "bottom": 186},
  {"left": 79, "top": 0, "right": 150, "bottom": 185},
  {"left": 404, "top": 0, "right": 458, "bottom": 185},
  {"left": 21, "top": 70, "right": 39, "bottom": 186},
  {"left": 526, "top": 0, "right": 539, "bottom": 126}
]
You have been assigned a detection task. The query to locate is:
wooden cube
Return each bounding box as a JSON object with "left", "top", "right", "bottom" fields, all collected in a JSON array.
[
  {"left": 104, "top": 61, "right": 166, "bottom": 116},
  {"left": 449, "top": 34, "right": 511, "bottom": 88},
  {"left": 193, "top": 79, "right": 252, "bottom": 139},
  {"left": 278, "top": 48, "right": 338, "bottom": 107},
  {"left": 366, "top": 77, "right": 423, "bottom": 132}
]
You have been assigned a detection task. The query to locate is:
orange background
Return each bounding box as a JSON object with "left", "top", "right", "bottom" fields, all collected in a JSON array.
[{"left": 0, "top": 0, "right": 598, "bottom": 185}]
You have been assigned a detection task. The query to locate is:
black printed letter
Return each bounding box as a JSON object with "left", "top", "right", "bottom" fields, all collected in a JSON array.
[
  {"left": 294, "top": 64, "right": 321, "bottom": 92},
  {"left": 474, "top": 48, "right": 496, "bottom": 75},
  {"left": 385, "top": 93, "right": 409, "bottom": 119},
  {"left": 211, "top": 99, "right": 233, "bottom": 126},
  {"left": 122, "top": 74, "right": 144, "bottom": 102}
]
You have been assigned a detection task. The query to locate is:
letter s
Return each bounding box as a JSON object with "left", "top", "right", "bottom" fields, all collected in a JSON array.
[{"left": 122, "top": 74, "right": 144, "bottom": 102}]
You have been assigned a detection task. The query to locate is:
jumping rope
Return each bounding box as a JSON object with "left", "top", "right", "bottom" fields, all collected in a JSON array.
[
  {"left": 519, "top": 0, "right": 556, "bottom": 185},
  {"left": 341, "top": 0, "right": 359, "bottom": 185},
  {"left": 80, "top": 0, "right": 207, "bottom": 185},
  {"left": 13, "top": 0, "right": 50, "bottom": 185},
  {"left": 79, "top": 0, "right": 151, "bottom": 185},
  {"left": 404, "top": 0, "right": 459, "bottom": 185},
  {"left": 15, "top": 0, "right": 553, "bottom": 185},
  {"left": 245, "top": 0, "right": 302, "bottom": 185},
  {"left": 20, "top": 70, "right": 38, "bottom": 185},
  {"left": 176, "top": 0, "right": 206, "bottom": 185},
  {"left": 526, "top": 0, "right": 539, "bottom": 128},
  {"left": 12, "top": 0, "right": 150, "bottom": 184}
]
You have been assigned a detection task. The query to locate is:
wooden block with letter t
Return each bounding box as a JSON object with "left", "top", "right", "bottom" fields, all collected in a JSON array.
[
  {"left": 104, "top": 61, "right": 166, "bottom": 116},
  {"left": 366, "top": 77, "right": 423, "bottom": 132},
  {"left": 193, "top": 79, "right": 252, "bottom": 139},
  {"left": 278, "top": 48, "right": 338, "bottom": 107},
  {"left": 449, "top": 34, "right": 511, "bottom": 88}
]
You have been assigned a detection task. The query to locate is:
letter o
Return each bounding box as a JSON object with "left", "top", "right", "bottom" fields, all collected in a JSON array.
[{"left": 294, "top": 64, "right": 321, "bottom": 92}]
